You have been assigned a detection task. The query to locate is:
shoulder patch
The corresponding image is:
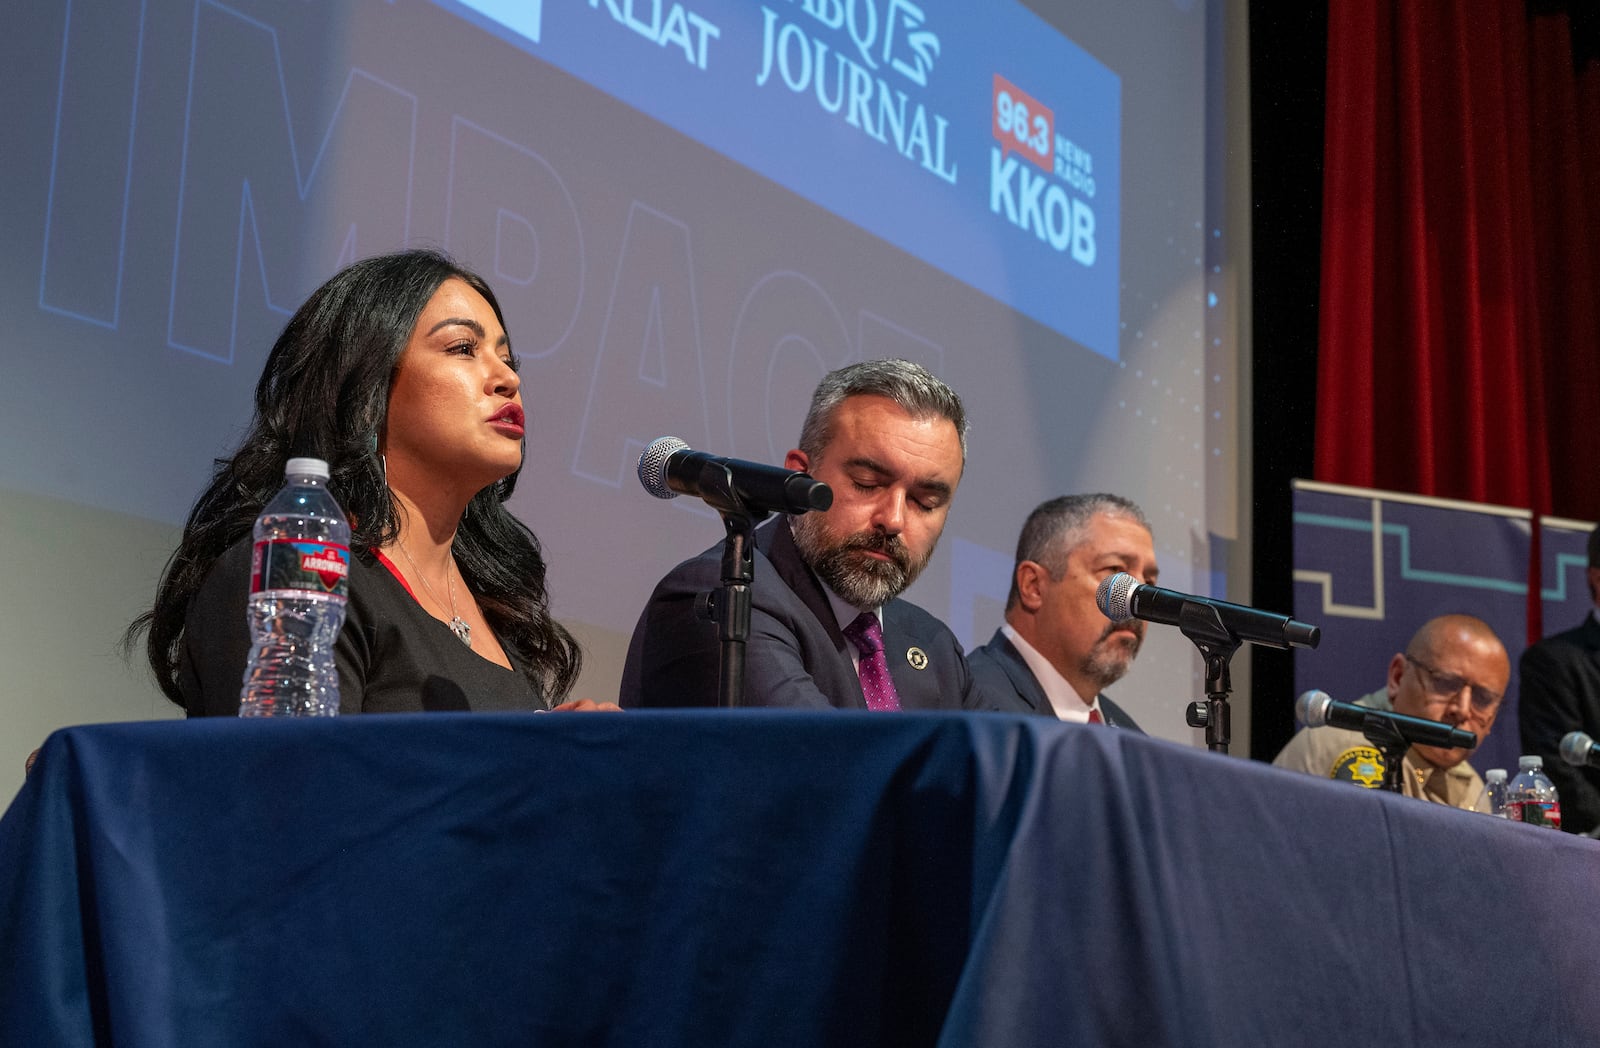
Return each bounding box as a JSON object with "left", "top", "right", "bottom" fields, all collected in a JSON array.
[{"left": 1329, "top": 746, "right": 1386, "bottom": 789}]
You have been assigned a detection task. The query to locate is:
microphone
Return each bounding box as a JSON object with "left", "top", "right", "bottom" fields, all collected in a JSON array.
[
  {"left": 1095, "top": 572, "right": 1321, "bottom": 650},
  {"left": 1560, "top": 731, "right": 1600, "bottom": 768},
  {"left": 637, "top": 437, "right": 832, "bottom": 515},
  {"left": 1296, "top": 689, "right": 1477, "bottom": 750}
]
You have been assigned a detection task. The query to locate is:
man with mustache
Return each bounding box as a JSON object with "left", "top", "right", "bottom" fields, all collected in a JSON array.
[
  {"left": 620, "top": 359, "right": 977, "bottom": 709},
  {"left": 965, "top": 495, "right": 1156, "bottom": 730}
]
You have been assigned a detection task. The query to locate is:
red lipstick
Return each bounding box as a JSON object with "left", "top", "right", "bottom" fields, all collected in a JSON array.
[{"left": 488, "top": 403, "right": 525, "bottom": 436}]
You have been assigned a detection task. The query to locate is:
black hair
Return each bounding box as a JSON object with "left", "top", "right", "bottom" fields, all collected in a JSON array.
[{"left": 129, "top": 249, "right": 581, "bottom": 707}]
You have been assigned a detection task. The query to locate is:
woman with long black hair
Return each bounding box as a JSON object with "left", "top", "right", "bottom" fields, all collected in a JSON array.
[{"left": 130, "top": 249, "right": 598, "bottom": 714}]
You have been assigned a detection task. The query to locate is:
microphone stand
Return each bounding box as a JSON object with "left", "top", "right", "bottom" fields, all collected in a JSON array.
[
  {"left": 687, "top": 459, "right": 768, "bottom": 709},
  {"left": 1177, "top": 602, "right": 1242, "bottom": 754},
  {"left": 1358, "top": 716, "right": 1411, "bottom": 794}
]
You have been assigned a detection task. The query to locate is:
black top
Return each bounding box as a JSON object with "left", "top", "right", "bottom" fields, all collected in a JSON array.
[
  {"left": 1519, "top": 614, "right": 1600, "bottom": 834},
  {"left": 179, "top": 537, "right": 545, "bottom": 716}
]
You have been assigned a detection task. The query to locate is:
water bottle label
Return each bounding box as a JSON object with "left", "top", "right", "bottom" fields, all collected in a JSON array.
[
  {"left": 1506, "top": 800, "right": 1562, "bottom": 829},
  {"left": 251, "top": 539, "right": 350, "bottom": 598}
]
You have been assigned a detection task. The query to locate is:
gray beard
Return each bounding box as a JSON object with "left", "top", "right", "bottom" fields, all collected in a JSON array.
[
  {"left": 790, "top": 514, "right": 930, "bottom": 610},
  {"left": 1078, "top": 626, "right": 1142, "bottom": 692}
]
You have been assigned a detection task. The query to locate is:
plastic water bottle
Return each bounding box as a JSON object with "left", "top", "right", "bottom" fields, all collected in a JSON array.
[
  {"left": 1504, "top": 755, "right": 1562, "bottom": 829},
  {"left": 1479, "top": 768, "right": 1508, "bottom": 817},
  {"left": 239, "top": 457, "right": 351, "bottom": 716}
]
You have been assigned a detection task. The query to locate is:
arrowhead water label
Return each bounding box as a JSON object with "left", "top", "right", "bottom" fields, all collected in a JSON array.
[
  {"left": 251, "top": 540, "right": 351, "bottom": 598},
  {"left": 1506, "top": 797, "right": 1562, "bottom": 829}
]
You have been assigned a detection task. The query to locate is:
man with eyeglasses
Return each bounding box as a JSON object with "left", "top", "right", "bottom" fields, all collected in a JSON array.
[{"left": 1272, "top": 614, "right": 1510, "bottom": 809}]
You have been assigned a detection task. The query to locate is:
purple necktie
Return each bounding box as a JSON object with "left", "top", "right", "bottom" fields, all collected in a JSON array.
[{"left": 843, "top": 613, "right": 902, "bottom": 711}]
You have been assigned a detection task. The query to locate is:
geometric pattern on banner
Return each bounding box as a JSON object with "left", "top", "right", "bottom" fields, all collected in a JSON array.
[{"left": 1290, "top": 480, "right": 1534, "bottom": 777}]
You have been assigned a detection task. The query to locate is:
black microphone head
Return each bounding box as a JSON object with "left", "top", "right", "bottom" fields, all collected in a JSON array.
[
  {"left": 1560, "top": 731, "right": 1594, "bottom": 766},
  {"left": 1096, "top": 572, "right": 1139, "bottom": 620},
  {"left": 1286, "top": 621, "right": 1322, "bottom": 650},
  {"left": 638, "top": 437, "right": 688, "bottom": 500},
  {"left": 1296, "top": 689, "right": 1333, "bottom": 728}
]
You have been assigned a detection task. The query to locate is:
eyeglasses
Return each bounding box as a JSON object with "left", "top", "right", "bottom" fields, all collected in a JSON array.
[{"left": 1403, "top": 654, "right": 1502, "bottom": 713}]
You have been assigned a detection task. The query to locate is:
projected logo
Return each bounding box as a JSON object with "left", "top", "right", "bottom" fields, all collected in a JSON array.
[
  {"left": 989, "top": 73, "right": 1095, "bottom": 267},
  {"left": 432, "top": 0, "right": 1122, "bottom": 361},
  {"left": 755, "top": 2, "right": 954, "bottom": 185}
]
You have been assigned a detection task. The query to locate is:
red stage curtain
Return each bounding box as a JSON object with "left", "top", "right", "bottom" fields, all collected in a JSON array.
[{"left": 1316, "top": 0, "right": 1600, "bottom": 524}]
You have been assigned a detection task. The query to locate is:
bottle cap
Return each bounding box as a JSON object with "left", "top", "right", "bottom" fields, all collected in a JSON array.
[
  {"left": 285, "top": 457, "right": 331, "bottom": 480},
  {"left": 1518, "top": 754, "right": 1544, "bottom": 770},
  {"left": 1485, "top": 768, "right": 1507, "bottom": 783}
]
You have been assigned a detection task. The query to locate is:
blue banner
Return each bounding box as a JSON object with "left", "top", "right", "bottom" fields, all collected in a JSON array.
[{"left": 435, "top": 0, "right": 1123, "bottom": 360}]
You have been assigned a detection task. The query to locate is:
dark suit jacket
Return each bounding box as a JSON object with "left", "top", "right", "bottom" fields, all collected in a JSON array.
[
  {"left": 1519, "top": 614, "right": 1600, "bottom": 834},
  {"left": 620, "top": 517, "right": 975, "bottom": 710},
  {"left": 965, "top": 628, "right": 1144, "bottom": 732}
]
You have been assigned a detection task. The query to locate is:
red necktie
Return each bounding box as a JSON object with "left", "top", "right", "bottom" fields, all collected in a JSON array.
[
  {"left": 843, "top": 613, "right": 902, "bottom": 711},
  {"left": 1088, "top": 707, "right": 1104, "bottom": 724}
]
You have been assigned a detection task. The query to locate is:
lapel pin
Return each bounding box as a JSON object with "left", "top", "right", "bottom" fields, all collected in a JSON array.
[{"left": 906, "top": 647, "right": 929, "bottom": 670}]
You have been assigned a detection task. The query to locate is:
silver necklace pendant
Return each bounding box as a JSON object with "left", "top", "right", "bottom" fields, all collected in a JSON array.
[{"left": 393, "top": 538, "right": 473, "bottom": 648}]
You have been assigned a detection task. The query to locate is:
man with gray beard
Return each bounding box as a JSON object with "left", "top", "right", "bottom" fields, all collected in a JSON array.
[
  {"left": 965, "top": 495, "right": 1157, "bottom": 730},
  {"left": 620, "top": 359, "right": 978, "bottom": 710}
]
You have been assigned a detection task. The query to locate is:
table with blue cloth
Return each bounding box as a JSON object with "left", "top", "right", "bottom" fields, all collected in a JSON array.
[{"left": 1, "top": 712, "right": 1596, "bottom": 1046}]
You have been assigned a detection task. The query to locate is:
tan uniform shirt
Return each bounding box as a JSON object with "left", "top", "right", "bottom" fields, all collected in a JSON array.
[{"left": 1273, "top": 689, "right": 1488, "bottom": 812}]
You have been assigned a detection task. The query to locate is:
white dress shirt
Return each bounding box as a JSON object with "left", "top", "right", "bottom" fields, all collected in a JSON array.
[{"left": 1000, "top": 623, "right": 1105, "bottom": 724}]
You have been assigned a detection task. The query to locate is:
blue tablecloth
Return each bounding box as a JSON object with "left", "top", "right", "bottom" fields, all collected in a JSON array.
[{"left": 2, "top": 712, "right": 1596, "bottom": 1046}]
